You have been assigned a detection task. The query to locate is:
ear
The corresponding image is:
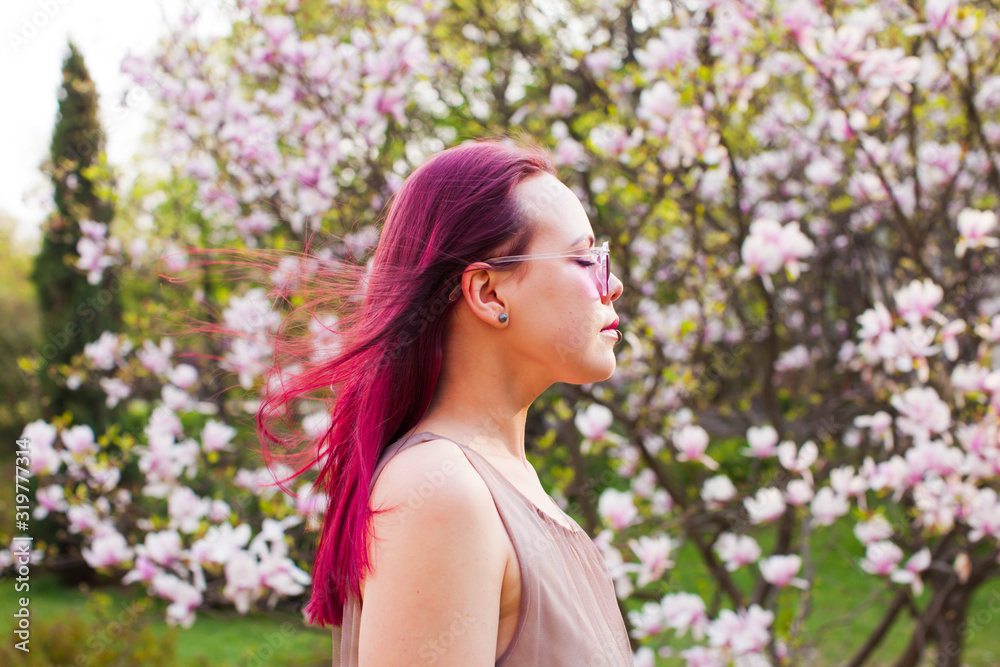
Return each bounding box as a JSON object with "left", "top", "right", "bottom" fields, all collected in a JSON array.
[{"left": 458, "top": 261, "right": 510, "bottom": 327}]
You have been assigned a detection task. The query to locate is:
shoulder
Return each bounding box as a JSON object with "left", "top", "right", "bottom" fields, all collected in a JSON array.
[
  {"left": 360, "top": 438, "right": 508, "bottom": 664},
  {"left": 370, "top": 437, "right": 502, "bottom": 540}
]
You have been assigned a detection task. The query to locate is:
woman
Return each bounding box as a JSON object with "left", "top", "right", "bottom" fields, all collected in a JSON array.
[{"left": 261, "top": 138, "right": 630, "bottom": 666}]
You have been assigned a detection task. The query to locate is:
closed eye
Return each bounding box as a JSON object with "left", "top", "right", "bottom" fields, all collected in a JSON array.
[{"left": 574, "top": 259, "right": 597, "bottom": 267}]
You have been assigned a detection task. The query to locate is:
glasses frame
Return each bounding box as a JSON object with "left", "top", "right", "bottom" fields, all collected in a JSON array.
[{"left": 447, "top": 241, "right": 610, "bottom": 302}]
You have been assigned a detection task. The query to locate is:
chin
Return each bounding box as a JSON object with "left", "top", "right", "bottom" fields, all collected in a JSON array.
[{"left": 568, "top": 357, "right": 617, "bottom": 385}]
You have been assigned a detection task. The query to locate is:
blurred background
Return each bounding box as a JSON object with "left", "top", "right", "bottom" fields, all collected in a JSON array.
[{"left": 3, "top": 0, "right": 1000, "bottom": 665}]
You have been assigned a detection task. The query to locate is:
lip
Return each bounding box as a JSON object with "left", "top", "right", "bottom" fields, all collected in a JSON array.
[{"left": 601, "top": 317, "right": 619, "bottom": 331}]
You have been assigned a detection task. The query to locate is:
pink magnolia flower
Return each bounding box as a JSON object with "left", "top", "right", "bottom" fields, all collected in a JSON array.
[
  {"left": 890, "top": 548, "right": 931, "bottom": 594},
  {"left": 76, "top": 235, "right": 117, "bottom": 285},
  {"left": 955, "top": 208, "right": 999, "bottom": 258},
  {"left": 67, "top": 505, "right": 101, "bottom": 534},
  {"left": 830, "top": 465, "right": 867, "bottom": 499},
  {"left": 152, "top": 572, "right": 203, "bottom": 628},
  {"left": 740, "top": 218, "right": 815, "bottom": 280},
  {"left": 975, "top": 314, "right": 1000, "bottom": 343},
  {"left": 853, "top": 410, "right": 895, "bottom": 450},
  {"left": 629, "top": 603, "right": 665, "bottom": 641},
  {"left": 167, "top": 364, "right": 198, "bottom": 390},
  {"left": 192, "top": 523, "right": 252, "bottom": 565},
  {"left": 784, "top": 479, "right": 814, "bottom": 506},
  {"left": 968, "top": 488, "right": 1000, "bottom": 543},
  {"left": 637, "top": 81, "right": 679, "bottom": 136},
  {"left": 940, "top": 319, "right": 967, "bottom": 361},
  {"left": 21, "top": 419, "right": 57, "bottom": 450},
  {"left": 553, "top": 136, "right": 586, "bottom": 168},
  {"left": 548, "top": 84, "right": 576, "bottom": 117},
  {"left": 890, "top": 386, "right": 951, "bottom": 442},
  {"left": 652, "top": 489, "right": 674, "bottom": 515},
  {"left": 714, "top": 532, "right": 762, "bottom": 572},
  {"left": 818, "top": 24, "right": 866, "bottom": 63},
  {"left": 759, "top": 554, "right": 808, "bottom": 589},
  {"left": 168, "top": 487, "right": 211, "bottom": 534},
  {"left": 804, "top": 156, "right": 841, "bottom": 186},
  {"left": 635, "top": 29, "right": 697, "bottom": 74},
  {"left": 894, "top": 278, "right": 943, "bottom": 325},
  {"left": 860, "top": 540, "right": 904, "bottom": 576},
  {"left": 121, "top": 555, "right": 162, "bottom": 585},
  {"left": 633, "top": 646, "right": 657, "bottom": 667},
  {"left": 99, "top": 377, "right": 131, "bottom": 408},
  {"left": 679, "top": 646, "right": 726, "bottom": 667},
  {"left": 745, "top": 487, "right": 786, "bottom": 524},
  {"left": 706, "top": 604, "right": 773, "bottom": 655},
  {"left": 21, "top": 420, "right": 61, "bottom": 475},
  {"left": 33, "top": 485, "right": 68, "bottom": 520},
  {"left": 144, "top": 530, "right": 184, "bottom": 567},
  {"left": 925, "top": 0, "right": 958, "bottom": 31},
  {"left": 628, "top": 535, "right": 676, "bottom": 586},
  {"left": 598, "top": 488, "right": 638, "bottom": 530},
  {"left": 631, "top": 468, "right": 658, "bottom": 499},
  {"left": 258, "top": 548, "right": 311, "bottom": 596},
  {"left": 61, "top": 424, "right": 98, "bottom": 457},
  {"left": 675, "top": 424, "right": 718, "bottom": 470},
  {"left": 854, "top": 514, "right": 895, "bottom": 545},
  {"left": 296, "top": 482, "right": 327, "bottom": 530},
  {"left": 858, "top": 48, "right": 921, "bottom": 92},
  {"left": 857, "top": 303, "right": 893, "bottom": 341},
  {"left": 137, "top": 338, "right": 174, "bottom": 375},
  {"left": 589, "top": 123, "right": 641, "bottom": 160},
  {"left": 778, "top": 440, "right": 818, "bottom": 479},
  {"left": 743, "top": 425, "right": 779, "bottom": 458},
  {"left": 774, "top": 344, "right": 814, "bottom": 373},
  {"left": 582, "top": 49, "right": 618, "bottom": 75},
  {"left": 84, "top": 331, "right": 126, "bottom": 370},
  {"left": 83, "top": 527, "right": 134, "bottom": 569},
  {"left": 207, "top": 498, "right": 232, "bottom": 523},
  {"left": 701, "top": 475, "right": 737, "bottom": 507},
  {"left": 661, "top": 592, "right": 709, "bottom": 640},
  {"left": 810, "top": 487, "right": 849, "bottom": 526},
  {"left": 575, "top": 403, "right": 613, "bottom": 440},
  {"left": 201, "top": 419, "right": 237, "bottom": 453}
]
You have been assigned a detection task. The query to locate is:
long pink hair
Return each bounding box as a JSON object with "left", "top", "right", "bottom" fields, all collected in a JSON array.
[{"left": 250, "top": 139, "right": 557, "bottom": 626}]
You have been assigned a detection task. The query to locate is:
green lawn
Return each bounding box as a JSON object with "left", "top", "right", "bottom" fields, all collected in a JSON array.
[{"left": 0, "top": 572, "right": 331, "bottom": 666}]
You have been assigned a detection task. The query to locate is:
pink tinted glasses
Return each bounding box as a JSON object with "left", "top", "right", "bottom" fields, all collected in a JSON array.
[{"left": 448, "top": 241, "right": 611, "bottom": 302}]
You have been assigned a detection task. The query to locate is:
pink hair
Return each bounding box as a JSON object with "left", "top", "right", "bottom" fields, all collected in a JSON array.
[{"left": 250, "top": 138, "right": 557, "bottom": 626}]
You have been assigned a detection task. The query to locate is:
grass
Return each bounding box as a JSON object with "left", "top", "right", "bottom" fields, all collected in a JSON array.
[{"left": 0, "top": 572, "right": 331, "bottom": 666}]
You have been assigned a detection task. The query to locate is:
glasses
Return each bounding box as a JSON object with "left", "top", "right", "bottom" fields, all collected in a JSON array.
[{"left": 447, "top": 241, "right": 611, "bottom": 302}]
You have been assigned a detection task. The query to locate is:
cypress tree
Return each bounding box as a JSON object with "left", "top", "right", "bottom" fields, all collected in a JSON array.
[{"left": 31, "top": 42, "right": 122, "bottom": 427}]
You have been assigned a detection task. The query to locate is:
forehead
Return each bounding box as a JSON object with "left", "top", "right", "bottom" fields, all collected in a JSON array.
[{"left": 515, "top": 173, "right": 593, "bottom": 249}]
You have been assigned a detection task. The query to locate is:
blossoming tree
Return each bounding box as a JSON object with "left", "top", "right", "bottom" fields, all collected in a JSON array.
[{"left": 15, "top": 0, "right": 1000, "bottom": 665}]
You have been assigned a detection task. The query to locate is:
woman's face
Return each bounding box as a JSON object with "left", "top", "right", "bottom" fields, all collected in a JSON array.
[{"left": 501, "top": 172, "right": 624, "bottom": 385}]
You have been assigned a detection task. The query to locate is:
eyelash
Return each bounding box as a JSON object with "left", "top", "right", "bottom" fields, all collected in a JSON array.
[{"left": 574, "top": 259, "right": 596, "bottom": 267}]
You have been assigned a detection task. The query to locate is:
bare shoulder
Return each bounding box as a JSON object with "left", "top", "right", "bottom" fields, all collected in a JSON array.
[
  {"left": 370, "top": 437, "right": 496, "bottom": 523},
  {"left": 360, "top": 438, "right": 508, "bottom": 665}
]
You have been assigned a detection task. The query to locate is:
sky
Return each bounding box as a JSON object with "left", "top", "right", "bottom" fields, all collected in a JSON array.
[{"left": 0, "top": 0, "right": 233, "bottom": 244}]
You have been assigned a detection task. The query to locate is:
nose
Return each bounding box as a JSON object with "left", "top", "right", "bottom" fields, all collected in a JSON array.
[{"left": 604, "top": 270, "right": 624, "bottom": 303}]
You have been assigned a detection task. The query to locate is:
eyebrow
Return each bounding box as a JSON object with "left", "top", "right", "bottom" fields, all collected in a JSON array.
[{"left": 568, "top": 234, "right": 595, "bottom": 249}]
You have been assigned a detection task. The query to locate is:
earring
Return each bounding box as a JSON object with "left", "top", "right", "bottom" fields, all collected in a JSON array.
[{"left": 498, "top": 313, "right": 508, "bottom": 323}]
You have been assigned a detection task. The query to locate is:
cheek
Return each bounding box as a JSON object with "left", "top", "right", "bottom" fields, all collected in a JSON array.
[{"left": 575, "top": 271, "right": 602, "bottom": 300}]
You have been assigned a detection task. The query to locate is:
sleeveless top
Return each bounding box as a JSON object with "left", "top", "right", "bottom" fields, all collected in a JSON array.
[{"left": 334, "top": 431, "right": 634, "bottom": 666}]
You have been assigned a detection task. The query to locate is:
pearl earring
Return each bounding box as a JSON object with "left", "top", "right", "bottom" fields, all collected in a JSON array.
[{"left": 498, "top": 313, "right": 508, "bottom": 323}]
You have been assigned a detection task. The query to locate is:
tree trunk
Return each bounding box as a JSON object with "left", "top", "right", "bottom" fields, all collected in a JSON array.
[{"left": 893, "top": 577, "right": 968, "bottom": 667}]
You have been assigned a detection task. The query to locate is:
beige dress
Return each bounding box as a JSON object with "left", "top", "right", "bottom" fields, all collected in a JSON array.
[{"left": 334, "top": 431, "right": 635, "bottom": 666}]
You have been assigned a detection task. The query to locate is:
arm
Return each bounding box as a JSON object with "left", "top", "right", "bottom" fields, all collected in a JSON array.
[{"left": 358, "top": 440, "right": 507, "bottom": 666}]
